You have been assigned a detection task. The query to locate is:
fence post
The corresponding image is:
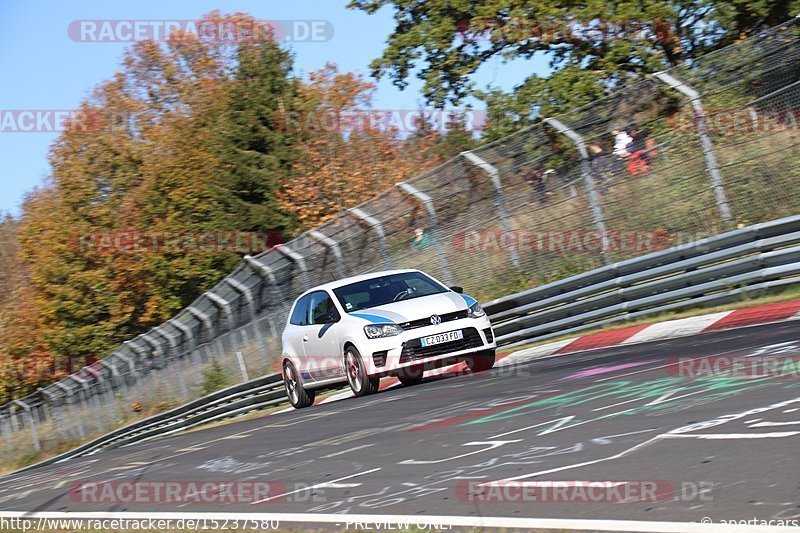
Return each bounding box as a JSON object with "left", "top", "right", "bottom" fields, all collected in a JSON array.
[
  {"left": 243, "top": 255, "right": 287, "bottom": 305},
  {"left": 275, "top": 244, "right": 312, "bottom": 291},
  {"left": 460, "top": 150, "right": 520, "bottom": 269},
  {"left": 205, "top": 292, "right": 236, "bottom": 331},
  {"left": 396, "top": 182, "right": 454, "bottom": 283},
  {"left": 12, "top": 399, "right": 40, "bottom": 451},
  {"left": 543, "top": 117, "right": 610, "bottom": 264},
  {"left": 187, "top": 306, "right": 215, "bottom": 342},
  {"left": 653, "top": 71, "right": 734, "bottom": 227},
  {"left": 154, "top": 325, "right": 189, "bottom": 401},
  {"left": 0, "top": 412, "right": 12, "bottom": 453},
  {"left": 54, "top": 382, "right": 85, "bottom": 439},
  {"left": 349, "top": 208, "right": 391, "bottom": 269},
  {"left": 307, "top": 230, "right": 348, "bottom": 279},
  {"left": 169, "top": 318, "right": 195, "bottom": 351},
  {"left": 225, "top": 278, "right": 269, "bottom": 365},
  {"left": 113, "top": 351, "right": 140, "bottom": 400}
]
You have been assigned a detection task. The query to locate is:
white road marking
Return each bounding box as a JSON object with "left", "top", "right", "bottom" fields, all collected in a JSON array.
[
  {"left": 748, "top": 420, "right": 800, "bottom": 427},
  {"left": 319, "top": 443, "right": 376, "bottom": 458},
  {"left": 666, "top": 432, "right": 800, "bottom": 439},
  {"left": 489, "top": 416, "right": 575, "bottom": 439},
  {"left": 250, "top": 467, "right": 381, "bottom": 504},
  {"left": 399, "top": 441, "right": 521, "bottom": 465}
]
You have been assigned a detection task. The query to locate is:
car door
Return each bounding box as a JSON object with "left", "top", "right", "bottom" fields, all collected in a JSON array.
[
  {"left": 284, "top": 294, "right": 312, "bottom": 374},
  {"left": 303, "top": 290, "right": 344, "bottom": 382}
]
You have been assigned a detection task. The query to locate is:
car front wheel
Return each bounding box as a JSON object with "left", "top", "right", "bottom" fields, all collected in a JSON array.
[
  {"left": 465, "top": 349, "right": 496, "bottom": 372},
  {"left": 345, "top": 345, "right": 379, "bottom": 396},
  {"left": 283, "top": 360, "right": 315, "bottom": 409}
]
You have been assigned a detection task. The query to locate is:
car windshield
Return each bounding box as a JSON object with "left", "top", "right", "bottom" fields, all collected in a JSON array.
[{"left": 333, "top": 271, "right": 447, "bottom": 313}]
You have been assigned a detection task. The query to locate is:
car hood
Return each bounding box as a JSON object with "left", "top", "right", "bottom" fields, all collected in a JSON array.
[{"left": 348, "top": 292, "right": 476, "bottom": 324}]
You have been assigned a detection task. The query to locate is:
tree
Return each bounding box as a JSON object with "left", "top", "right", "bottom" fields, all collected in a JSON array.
[
  {"left": 7, "top": 12, "right": 301, "bottom": 392},
  {"left": 348, "top": 0, "right": 799, "bottom": 137},
  {"left": 277, "top": 63, "right": 445, "bottom": 228}
]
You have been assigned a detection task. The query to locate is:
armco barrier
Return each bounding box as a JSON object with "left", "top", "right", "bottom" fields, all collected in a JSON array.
[
  {"left": 9, "top": 373, "right": 286, "bottom": 474},
  {"left": 484, "top": 215, "right": 800, "bottom": 347}
]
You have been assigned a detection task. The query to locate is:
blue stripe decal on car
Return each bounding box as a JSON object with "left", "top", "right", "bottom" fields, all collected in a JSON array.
[
  {"left": 351, "top": 312, "right": 394, "bottom": 324},
  {"left": 459, "top": 294, "right": 477, "bottom": 307}
]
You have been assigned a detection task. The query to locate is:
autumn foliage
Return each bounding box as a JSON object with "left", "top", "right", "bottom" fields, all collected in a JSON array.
[{"left": 0, "top": 12, "right": 471, "bottom": 403}]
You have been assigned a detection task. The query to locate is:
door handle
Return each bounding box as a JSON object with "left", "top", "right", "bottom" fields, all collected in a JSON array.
[{"left": 302, "top": 335, "right": 309, "bottom": 342}]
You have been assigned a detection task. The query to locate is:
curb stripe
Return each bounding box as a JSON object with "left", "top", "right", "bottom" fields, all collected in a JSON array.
[
  {"left": 703, "top": 300, "right": 800, "bottom": 331},
  {"left": 554, "top": 324, "right": 650, "bottom": 354}
]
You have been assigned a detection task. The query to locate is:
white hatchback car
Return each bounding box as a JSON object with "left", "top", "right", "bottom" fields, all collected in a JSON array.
[{"left": 281, "top": 269, "right": 496, "bottom": 408}]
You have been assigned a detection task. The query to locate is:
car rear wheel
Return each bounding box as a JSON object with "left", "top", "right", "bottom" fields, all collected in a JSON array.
[
  {"left": 283, "top": 360, "right": 315, "bottom": 409},
  {"left": 397, "top": 364, "right": 424, "bottom": 386},
  {"left": 465, "top": 349, "right": 496, "bottom": 372},
  {"left": 345, "top": 345, "right": 379, "bottom": 396}
]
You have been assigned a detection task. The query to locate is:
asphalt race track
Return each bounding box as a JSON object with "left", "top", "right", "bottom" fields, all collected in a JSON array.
[{"left": 2, "top": 321, "right": 800, "bottom": 529}]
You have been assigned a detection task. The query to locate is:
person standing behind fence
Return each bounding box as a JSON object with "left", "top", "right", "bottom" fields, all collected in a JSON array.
[
  {"left": 526, "top": 166, "right": 550, "bottom": 205},
  {"left": 589, "top": 143, "right": 613, "bottom": 194},
  {"left": 612, "top": 129, "right": 633, "bottom": 158},
  {"left": 626, "top": 126, "right": 656, "bottom": 175}
]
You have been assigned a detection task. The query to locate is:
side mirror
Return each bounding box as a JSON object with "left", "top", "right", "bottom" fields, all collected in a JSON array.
[
  {"left": 449, "top": 285, "right": 464, "bottom": 294},
  {"left": 314, "top": 312, "right": 338, "bottom": 324}
]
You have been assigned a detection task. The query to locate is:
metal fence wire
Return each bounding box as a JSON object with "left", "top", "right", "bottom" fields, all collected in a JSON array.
[{"left": 2, "top": 17, "right": 800, "bottom": 460}]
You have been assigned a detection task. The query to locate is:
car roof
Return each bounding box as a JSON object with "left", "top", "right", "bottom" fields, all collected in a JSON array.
[{"left": 298, "top": 269, "right": 422, "bottom": 296}]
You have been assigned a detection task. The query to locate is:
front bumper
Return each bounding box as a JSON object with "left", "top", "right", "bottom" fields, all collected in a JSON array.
[{"left": 362, "top": 315, "right": 496, "bottom": 375}]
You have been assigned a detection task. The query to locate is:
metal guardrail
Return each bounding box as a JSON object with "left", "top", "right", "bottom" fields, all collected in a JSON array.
[
  {"left": 484, "top": 215, "right": 800, "bottom": 348},
  {"left": 10, "top": 373, "right": 285, "bottom": 474}
]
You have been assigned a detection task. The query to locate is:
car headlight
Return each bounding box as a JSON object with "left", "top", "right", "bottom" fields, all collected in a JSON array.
[
  {"left": 364, "top": 323, "right": 404, "bottom": 339},
  {"left": 467, "top": 302, "right": 486, "bottom": 318}
]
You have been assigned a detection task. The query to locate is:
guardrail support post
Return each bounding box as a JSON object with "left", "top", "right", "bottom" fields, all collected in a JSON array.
[
  {"left": 243, "top": 254, "right": 287, "bottom": 305},
  {"left": 225, "top": 278, "right": 269, "bottom": 362},
  {"left": 396, "top": 182, "right": 454, "bottom": 283},
  {"left": 543, "top": 117, "right": 610, "bottom": 264},
  {"left": 12, "top": 399, "right": 40, "bottom": 451},
  {"left": 169, "top": 318, "right": 195, "bottom": 351},
  {"left": 153, "top": 326, "right": 189, "bottom": 400},
  {"left": 205, "top": 292, "right": 236, "bottom": 330},
  {"left": 349, "top": 208, "right": 391, "bottom": 269},
  {"left": 307, "top": 230, "right": 348, "bottom": 279},
  {"left": 275, "top": 244, "right": 312, "bottom": 291},
  {"left": 653, "top": 71, "right": 734, "bottom": 227},
  {"left": 460, "top": 151, "right": 520, "bottom": 269},
  {"left": 187, "top": 306, "right": 215, "bottom": 341},
  {"left": 54, "top": 381, "right": 85, "bottom": 439}
]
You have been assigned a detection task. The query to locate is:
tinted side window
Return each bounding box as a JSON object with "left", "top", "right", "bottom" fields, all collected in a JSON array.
[
  {"left": 289, "top": 295, "right": 311, "bottom": 326},
  {"left": 309, "top": 291, "right": 339, "bottom": 324}
]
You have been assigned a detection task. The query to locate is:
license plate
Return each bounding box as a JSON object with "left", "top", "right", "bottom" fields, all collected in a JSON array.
[{"left": 421, "top": 330, "right": 463, "bottom": 347}]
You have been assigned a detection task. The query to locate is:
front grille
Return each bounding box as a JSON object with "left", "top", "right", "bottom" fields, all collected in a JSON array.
[
  {"left": 400, "top": 327, "right": 483, "bottom": 363},
  {"left": 400, "top": 309, "right": 469, "bottom": 330}
]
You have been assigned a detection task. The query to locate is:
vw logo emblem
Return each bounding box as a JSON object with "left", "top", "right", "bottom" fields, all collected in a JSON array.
[{"left": 430, "top": 315, "right": 442, "bottom": 325}]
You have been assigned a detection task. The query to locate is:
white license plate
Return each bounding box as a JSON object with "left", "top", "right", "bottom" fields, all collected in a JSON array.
[{"left": 421, "top": 330, "right": 463, "bottom": 347}]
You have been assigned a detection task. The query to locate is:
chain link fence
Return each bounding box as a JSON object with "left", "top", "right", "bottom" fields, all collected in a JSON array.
[{"left": 2, "top": 17, "right": 800, "bottom": 465}]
